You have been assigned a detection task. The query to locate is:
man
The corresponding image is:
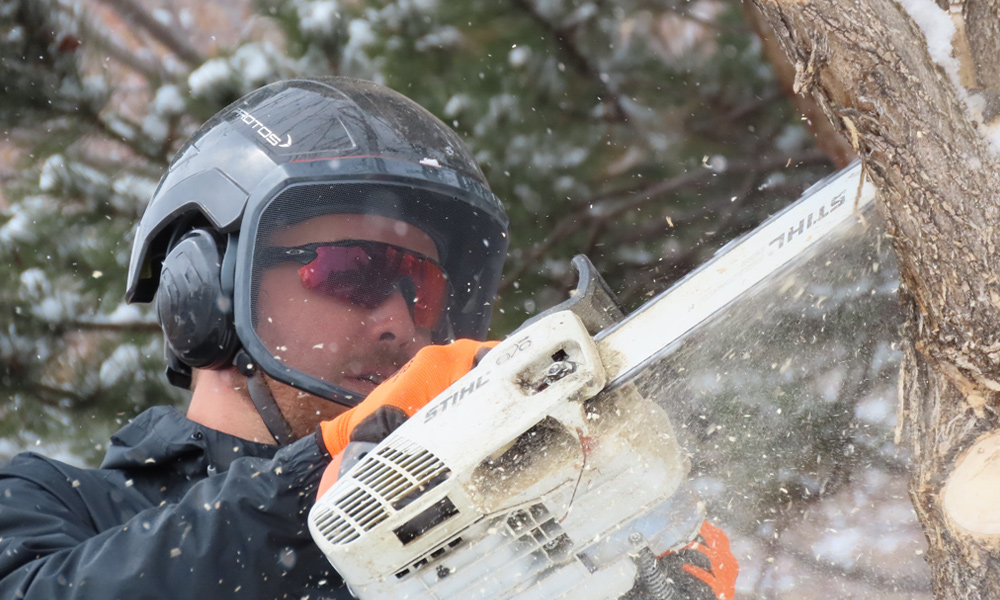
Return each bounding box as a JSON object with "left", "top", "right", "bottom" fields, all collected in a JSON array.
[{"left": 0, "top": 77, "right": 736, "bottom": 599}]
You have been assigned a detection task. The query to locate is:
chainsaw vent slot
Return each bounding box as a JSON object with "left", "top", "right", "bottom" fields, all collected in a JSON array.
[
  {"left": 312, "top": 438, "right": 450, "bottom": 546},
  {"left": 505, "top": 503, "right": 574, "bottom": 564},
  {"left": 311, "top": 487, "right": 385, "bottom": 544},
  {"left": 393, "top": 496, "right": 460, "bottom": 545},
  {"left": 394, "top": 537, "right": 464, "bottom": 580}
]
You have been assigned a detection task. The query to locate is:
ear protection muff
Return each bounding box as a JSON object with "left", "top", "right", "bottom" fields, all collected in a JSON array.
[{"left": 156, "top": 229, "right": 241, "bottom": 386}]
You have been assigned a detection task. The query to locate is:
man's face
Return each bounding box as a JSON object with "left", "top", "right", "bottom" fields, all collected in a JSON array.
[{"left": 254, "top": 213, "right": 439, "bottom": 437}]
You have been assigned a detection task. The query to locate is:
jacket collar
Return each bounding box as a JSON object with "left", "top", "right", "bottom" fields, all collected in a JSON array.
[{"left": 100, "top": 406, "right": 278, "bottom": 474}]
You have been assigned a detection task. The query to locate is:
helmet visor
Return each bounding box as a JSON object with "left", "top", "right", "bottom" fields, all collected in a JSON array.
[{"left": 243, "top": 184, "right": 452, "bottom": 404}]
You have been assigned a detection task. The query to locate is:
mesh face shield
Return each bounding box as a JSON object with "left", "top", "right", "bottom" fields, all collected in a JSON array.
[{"left": 234, "top": 177, "right": 504, "bottom": 407}]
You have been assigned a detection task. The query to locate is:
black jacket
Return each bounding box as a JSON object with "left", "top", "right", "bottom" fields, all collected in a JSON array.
[{"left": 0, "top": 406, "right": 352, "bottom": 599}]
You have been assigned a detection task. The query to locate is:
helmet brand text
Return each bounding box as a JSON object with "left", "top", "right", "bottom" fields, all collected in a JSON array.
[{"left": 234, "top": 108, "right": 293, "bottom": 148}]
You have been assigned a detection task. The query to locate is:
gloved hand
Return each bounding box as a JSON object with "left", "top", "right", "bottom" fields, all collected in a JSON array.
[
  {"left": 658, "top": 521, "right": 738, "bottom": 600},
  {"left": 316, "top": 339, "right": 497, "bottom": 498}
]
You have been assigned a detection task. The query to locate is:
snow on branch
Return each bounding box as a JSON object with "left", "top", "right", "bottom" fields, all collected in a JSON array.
[{"left": 896, "top": 0, "right": 1000, "bottom": 153}]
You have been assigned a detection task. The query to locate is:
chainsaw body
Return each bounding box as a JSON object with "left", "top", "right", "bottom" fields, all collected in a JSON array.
[{"left": 308, "top": 310, "right": 702, "bottom": 599}]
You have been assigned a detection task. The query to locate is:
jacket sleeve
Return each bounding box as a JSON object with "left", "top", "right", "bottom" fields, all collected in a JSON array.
[{"left": 0, "top": 437, "right": 351, "bottom": 600}]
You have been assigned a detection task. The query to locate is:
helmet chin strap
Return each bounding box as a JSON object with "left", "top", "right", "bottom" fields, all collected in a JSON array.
[{"left": 236, "top": 350, "right": 297, "bottom": 446}]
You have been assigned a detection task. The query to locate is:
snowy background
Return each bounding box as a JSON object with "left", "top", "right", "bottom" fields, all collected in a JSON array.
[{"left": 0, "top": 0, "right": 934, "bottom": 597}]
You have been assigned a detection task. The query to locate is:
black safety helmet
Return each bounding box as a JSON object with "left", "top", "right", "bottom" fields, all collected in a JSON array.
[{"left": 126, "top": 77, "right": 508, "bottom": 436}]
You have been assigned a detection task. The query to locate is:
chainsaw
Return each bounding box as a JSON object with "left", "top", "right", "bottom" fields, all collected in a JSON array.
[{"left": 308, "top": 162, "right": 876, "bottom": 599}]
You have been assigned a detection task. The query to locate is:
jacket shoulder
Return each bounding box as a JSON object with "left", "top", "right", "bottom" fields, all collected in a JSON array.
[
  {"left": 0, "top": 451, "right": 151, "bottom": 535},
  {"left": 0, "top": 452, "right": 89, "bottom": 494}
]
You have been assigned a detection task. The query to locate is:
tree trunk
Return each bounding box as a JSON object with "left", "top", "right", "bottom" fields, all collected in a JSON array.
[{"left": 747, "top": 1, "right": 1000, "bottom": 598}]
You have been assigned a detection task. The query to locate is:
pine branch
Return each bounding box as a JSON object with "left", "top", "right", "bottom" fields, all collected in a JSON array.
[
  {"left": 96, "top": 0, "right": 204, "bottom": 68},
  {"left": 508, "top": 0, "right": 629, "bottom": 123},
  {"left": 690, "top": 88, "right": 784, "bottom": 135},
  {"left": 16, "top": 313, "right": 160, "bottom": 335},
  {"left": 30, "top": 382, "right": 93, "bottom": 407},
  {"left": 65, "top": 320, "right": 161, "bottom": 333},
  {"left": 79, "top": 10, "right": 168, "bottom": 82},
  {"left": 498, "top": 150, "right": 830, "bottom": 292},
  {"left": 606, "top": 178, "right": 804, "bottom": 247},
  {"left": 76, "top": 105, "right": 171, "bottom": 163}
]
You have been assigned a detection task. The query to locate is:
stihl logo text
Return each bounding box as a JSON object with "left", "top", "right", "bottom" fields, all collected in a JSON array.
[
  {"left": 424, "top": 376, "right": 489, "bottom": 422},
  {"left": 768, "top": 191, "right": 847, "bottom": 249},
  {"left": 234, "top": 108, "right": 292, "bottom": 148}
]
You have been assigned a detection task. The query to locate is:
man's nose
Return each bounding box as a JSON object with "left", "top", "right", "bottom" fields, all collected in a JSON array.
[{"left": 366, "top": 286, "right": 419, "bottom": 343}]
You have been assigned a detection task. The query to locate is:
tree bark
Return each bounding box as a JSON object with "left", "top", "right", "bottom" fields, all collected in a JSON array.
[{"left": 747, "top": 1, "right": 1000, "bottom": 598}]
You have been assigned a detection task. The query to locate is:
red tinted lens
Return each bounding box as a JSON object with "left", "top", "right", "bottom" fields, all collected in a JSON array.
[
  {"left": 397, "top": 250, "right": 448, "bottom": 330},
  {"left": 297, "top": 243, "right": 447, "bottom": 330}
]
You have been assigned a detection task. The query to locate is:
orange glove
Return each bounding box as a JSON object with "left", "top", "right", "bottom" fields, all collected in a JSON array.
[
  {"left": 658, "top": 521, "right": 738, "bottom": 600},
  {"left": 317, "top": 339, "right": 497, "bottom": 498}
]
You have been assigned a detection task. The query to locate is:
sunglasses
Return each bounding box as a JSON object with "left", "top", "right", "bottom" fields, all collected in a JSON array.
[{"left": 258, "top": 240, "right": 449, "bottom": 330}]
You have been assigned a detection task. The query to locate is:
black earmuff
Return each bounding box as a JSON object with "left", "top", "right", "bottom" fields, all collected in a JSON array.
[{"left": 157, "top": 229, "right": 241, "bottom": 386}]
